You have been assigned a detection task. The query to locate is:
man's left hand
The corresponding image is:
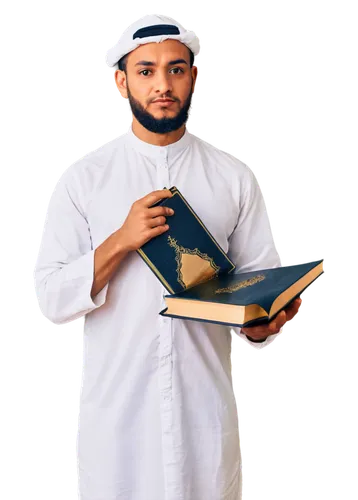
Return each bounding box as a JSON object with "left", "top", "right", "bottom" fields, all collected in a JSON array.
[{"left": 241, "top": 297, "right": 302, "bottom": 342}]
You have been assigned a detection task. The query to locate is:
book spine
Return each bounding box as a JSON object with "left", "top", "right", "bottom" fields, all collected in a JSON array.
[{"left": 136, "top": 249, "right": 175, "bottom": 294}]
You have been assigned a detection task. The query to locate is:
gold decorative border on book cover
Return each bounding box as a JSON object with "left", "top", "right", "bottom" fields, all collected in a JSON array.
[
  {"left": 138, "top": 187, "right": 236, "bottom": 293},
  {"left": 168, "top": 235, "right": 220, "bottom": 289},
  {"left": 215, "top": 274, "right": 266, "bottom": 294},
  {"left": 170, "top": 188, "right": 236, "bottom": 271}
]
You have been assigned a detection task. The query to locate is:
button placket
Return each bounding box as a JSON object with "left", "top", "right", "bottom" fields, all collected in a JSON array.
[{"left": 156, "top": 150, "right": 170, "bottom": 191}]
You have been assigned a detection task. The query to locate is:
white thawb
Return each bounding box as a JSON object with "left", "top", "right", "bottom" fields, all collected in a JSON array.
[{"left": 34, "top": 125, "right": 281, "bottom": 500}]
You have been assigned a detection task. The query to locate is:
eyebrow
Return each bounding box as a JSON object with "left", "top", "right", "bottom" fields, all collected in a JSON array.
[{"left": 134, "top": 58, "right": 188, "bottom": 67}]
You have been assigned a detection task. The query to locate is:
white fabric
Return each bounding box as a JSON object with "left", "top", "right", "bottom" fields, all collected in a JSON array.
[
  {"left": 106, "top": 14, "right": 200, "bottom": 67},
  {"left": 34, "top": 125, "right": 281, "bottom": 500}
]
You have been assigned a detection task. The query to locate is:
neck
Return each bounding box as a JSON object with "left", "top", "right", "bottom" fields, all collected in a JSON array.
[{"left": 131, "top": 118, "right": 186, "bottom": 146}]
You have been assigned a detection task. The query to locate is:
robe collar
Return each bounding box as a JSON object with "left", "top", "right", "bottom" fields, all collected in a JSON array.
[{"left": 126, "top": 124, "right": 192, "bottom": 161}]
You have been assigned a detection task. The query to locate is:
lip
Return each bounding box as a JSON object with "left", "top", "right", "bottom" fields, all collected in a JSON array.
[{"left": 152, "top": 99, "right": 175, "bottom": 107}]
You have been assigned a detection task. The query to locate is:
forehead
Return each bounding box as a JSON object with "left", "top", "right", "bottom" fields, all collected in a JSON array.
[{"left": 127, "top": 39, "right": 190, "bottom": 66}]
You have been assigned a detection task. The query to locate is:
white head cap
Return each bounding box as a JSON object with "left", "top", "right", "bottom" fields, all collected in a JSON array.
[{"left": 105, "top": 14, "right": 200, "bottom": 68}]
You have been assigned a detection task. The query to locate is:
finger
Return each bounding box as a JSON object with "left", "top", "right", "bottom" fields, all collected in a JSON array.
[
  {"left": 285, "top": 298, "right": 302, "bottom": 321},
  {"left": 148, "top": 215, "right": 167, "bottom": 228},
  {"left": 241, "top": 328, "right": 268, "bottom": 340},
  {"left": 242, "top": 326, "right": 278, "bottom": 340},
  {"left": 298, "top": 297, "right": 305, "bottom": 312},
  {"left": 286, "top": 310, "right": 301, "bottom": 325},
  {"left": 242, "top": 310, "right": 288, "bottom": 339},
  {"left": 242, "top": 310, "right": 286, "bottom": 337},
  {"left": 269, "top": 311, "right": 287, "bottom": 335},
  {"left": 284, "top": 299, "right": 302, "bottom": 322},
  {"left": 147, "top": 206, "right": 175, "bottom": 218},
  {"left": 142, "top": 189, "right": 174, "bottom": 208},
  {"left": 287, "top": 298, "right": 302, "bottom": 311},
  {"left": 148, "top": 223, "right": 170, "bottom": 238}
]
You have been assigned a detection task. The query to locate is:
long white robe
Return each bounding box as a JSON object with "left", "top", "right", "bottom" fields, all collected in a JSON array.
[{"left": 34, "top": 125, "right": 281, "bottom": 500}]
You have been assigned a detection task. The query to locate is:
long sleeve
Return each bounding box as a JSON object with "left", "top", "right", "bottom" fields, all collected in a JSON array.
[
  {"left": 227, "top": 164, "right": 282, "bottom": 349},
  {"left": 33, "top": 166, "right": 109, "bottom": 325}
]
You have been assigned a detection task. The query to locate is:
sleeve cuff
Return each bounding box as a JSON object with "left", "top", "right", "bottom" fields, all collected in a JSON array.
[
  {"left": 72, "top": 249, "right": 109, "bottom": 311},
  {"left": 46, "top": 249, "right": 109, "bottom": 324}
]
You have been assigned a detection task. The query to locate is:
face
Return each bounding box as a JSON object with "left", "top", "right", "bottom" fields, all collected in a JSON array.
[{"left": 115, "top": 39, "right": 198, "bottom": 134}]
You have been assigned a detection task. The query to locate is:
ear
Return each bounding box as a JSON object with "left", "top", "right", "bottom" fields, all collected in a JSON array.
[
  {"left": 191, "top": 64, "right": 200, "bottom": 95},
  {"left": 114, "top": 70, "right": 128, "bottom": 99}
]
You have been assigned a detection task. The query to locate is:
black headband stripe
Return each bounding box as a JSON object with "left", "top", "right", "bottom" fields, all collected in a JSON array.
[{"left": 133, "top": 24, "right": 180, "bottom": 40}]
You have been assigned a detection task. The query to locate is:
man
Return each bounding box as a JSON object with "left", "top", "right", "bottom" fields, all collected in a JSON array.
[{"left": 34, "top": 14, "right": 302, "bottom": 500}]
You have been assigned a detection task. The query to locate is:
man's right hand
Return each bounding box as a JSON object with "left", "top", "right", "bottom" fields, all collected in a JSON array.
[{"left": 115, "top": 189, "right": 175, "bottom": 252}]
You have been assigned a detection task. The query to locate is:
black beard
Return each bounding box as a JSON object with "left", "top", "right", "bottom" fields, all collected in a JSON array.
[{"left": 126, "top": 82, "right": 193, "bottom": 134}]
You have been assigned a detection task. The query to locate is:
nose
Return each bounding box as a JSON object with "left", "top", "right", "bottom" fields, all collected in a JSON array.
[{"left": 154, "top": 69, "right": 173, "bottom": 96}]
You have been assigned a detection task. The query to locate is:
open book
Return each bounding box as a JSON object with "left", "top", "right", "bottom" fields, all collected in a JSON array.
[
  {"left": 137, "top": 186, "right": 324, "bottom": 327},
  {"left": 159, "top": 260, "right": 324, "bottom": 328}
]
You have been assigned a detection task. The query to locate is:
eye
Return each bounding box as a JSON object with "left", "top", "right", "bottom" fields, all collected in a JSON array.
[
  {"left": 170, "top": 67, "right": 184, "bottom": 74},
  {"left": 138, "top": 67, "right": 184, "bottom": 76}
]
